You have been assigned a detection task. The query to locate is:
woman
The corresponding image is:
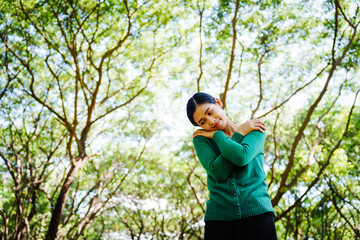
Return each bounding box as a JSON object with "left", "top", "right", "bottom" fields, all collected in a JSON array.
[{"left": 186, "top": 92, "right": 277, "bottom": 240}]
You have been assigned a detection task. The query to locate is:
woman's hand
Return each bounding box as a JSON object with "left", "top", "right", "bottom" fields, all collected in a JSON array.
[
  {"left": 193, "top": 129, "right": 218, "bottom": 139},
  {"left": 236, "top": 119, "right": 266, "bottom": 136}
]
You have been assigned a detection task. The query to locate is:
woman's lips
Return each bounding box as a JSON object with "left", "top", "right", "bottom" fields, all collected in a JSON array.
[{"left": 215, "top": 120, "right": 220, "bottom": 128}]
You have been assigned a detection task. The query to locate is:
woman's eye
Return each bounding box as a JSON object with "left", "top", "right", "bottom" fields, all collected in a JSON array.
[{"left": 209, "top": 110, "right": 212, "bottom": 115}]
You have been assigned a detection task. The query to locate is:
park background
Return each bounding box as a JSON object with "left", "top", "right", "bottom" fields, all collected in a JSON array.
[{"left": 0, "top": 0, "right": 359, "bottom": 239}]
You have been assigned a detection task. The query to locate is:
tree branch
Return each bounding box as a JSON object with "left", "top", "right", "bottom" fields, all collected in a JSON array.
[
  {"left": 220, "top": 0, "right": 240, "bottom": 109},
  {"left": 257, "top": 64, "right": 328, "bottom": 119},
  {"left": 271, "top": 6, "right": 358, "bottom": 206},
  {"left": 196, "top": 0, "right": 205, "bottom": 92},
  {"left": 275, "top": 89, "right": 359, "bottom": 219}
]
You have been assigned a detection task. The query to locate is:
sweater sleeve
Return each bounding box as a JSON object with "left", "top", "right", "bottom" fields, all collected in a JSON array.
[
  {"left": 193, "top": 133, "right": 244, "bottom": 182},
  {"left": 212, "top": 130, "right": 266, "bottom": 167}
]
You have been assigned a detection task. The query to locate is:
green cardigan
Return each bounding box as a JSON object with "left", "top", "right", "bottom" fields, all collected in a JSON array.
[{"left": 193, "top": 130, "right": 274, "bottom": 221}]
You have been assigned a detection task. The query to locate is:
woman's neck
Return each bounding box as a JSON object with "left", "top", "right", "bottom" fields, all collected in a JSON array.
[{"left": 223, "top": 120, "right": 238, "bottom": 137}]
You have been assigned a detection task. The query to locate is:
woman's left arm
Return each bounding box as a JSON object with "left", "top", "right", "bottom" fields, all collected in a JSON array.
[{"left": 213, "top": 130, "right": 266, "bottom": 167}]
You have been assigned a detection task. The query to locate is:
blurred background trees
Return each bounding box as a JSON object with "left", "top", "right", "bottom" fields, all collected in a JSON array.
[{"left": 0, "top": 0, "right": 359, "bottom": 239}]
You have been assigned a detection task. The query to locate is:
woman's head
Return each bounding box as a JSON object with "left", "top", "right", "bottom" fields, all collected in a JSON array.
[
  {"left": 187, "top": 92, "right": 216, "bottom": 126},
  {"left": 186, "top": 92, "right": 228, "bottom": 130}
]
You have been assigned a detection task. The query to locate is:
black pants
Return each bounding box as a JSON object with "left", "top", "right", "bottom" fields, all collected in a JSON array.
[{"left": 204, "top": 212, "right": 278, "bottom": 240}]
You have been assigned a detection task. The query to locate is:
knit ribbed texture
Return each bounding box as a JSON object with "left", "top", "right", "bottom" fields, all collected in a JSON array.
[{"left": 193, "top": 130, "right": 274, "bottom": 221}]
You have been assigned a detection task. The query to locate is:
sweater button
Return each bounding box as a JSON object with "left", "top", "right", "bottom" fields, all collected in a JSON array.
[
  {"left": 236, "top": 203, "right": 239, "bottom": 207},
  {"left": 237, "top": 213, "right": 240, "bottom": 216},
  {"left": 234, "top": 193, "right": 237, "bottom": 196}
]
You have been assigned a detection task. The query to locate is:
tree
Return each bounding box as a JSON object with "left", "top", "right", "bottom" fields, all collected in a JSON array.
[
  {"left": 1, "top": 0, "right": 359, "bottom": 239},
  {"left": 0, "top": 0, "right": 183, "bottom": 238},
  {"left": 173, "top": 0, "right": 360, "bottom": 238}
]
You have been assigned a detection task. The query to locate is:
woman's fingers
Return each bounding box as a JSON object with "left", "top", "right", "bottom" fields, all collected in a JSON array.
[
  {"left": 193, "top": 129, "right": 217, "bottom": 139},
  {"left": 251, "top": 119, "right": 266, "bottom": 130},
  {"left": 193, "top": 129, "right": 201, "bottom": 138},
  {"left": 193, "top": 129, "right": 205, "bottom": 138}
]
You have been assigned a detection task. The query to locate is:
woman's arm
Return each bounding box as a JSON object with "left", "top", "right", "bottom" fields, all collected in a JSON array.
[
  {"left": 212, "top": 130, "right": 266, "bottom": 167},
  {"left": 193, "top": 136, "right": 235, "bottom": 182},
  {"left": 192, "top": 119, "right": 266, "bottom": 181},
  {"left": 192, "top": 130, "right": 247, "bottom": 181}
]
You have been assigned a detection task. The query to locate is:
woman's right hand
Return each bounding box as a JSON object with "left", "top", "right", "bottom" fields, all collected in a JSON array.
[
  {"left": 236, "top": 119, "right": 266, "bottom": 136},
  {"left": 193, "top": 129, "right": 218, "bottom": 139}
]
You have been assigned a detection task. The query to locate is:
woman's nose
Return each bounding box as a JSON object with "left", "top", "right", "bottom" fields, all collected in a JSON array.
[{"left": 206, "top": 116, "right": 215, "bottom": 123}]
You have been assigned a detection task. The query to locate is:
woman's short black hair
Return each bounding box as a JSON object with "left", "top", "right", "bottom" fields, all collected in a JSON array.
[{"left": 186, "top": 92, "right": 216, "bottom": 126}]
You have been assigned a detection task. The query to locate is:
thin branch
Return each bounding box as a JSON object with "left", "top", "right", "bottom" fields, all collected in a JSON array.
[
  {"left": 336, "top": 0, "right": 358, "bottom": 29},
  {"left": 196, "top": 0, "right": 205, "bottom": 92},
  {"left": 220, "top": 0, "right": 240, "bottom": 109},
  {"left": 0, "top": 208, "right": 8, "bottom": 240},
  {"left": 71, "top": 140, "right": 149, "bottom": 238},
  {"left": 258, "top": 64, "right": 329, "bottom": 119},
  {"left": 326, "top": 178, "right": 360, "bottom": 236},
  {"left": 251, "top": 46, "right": 268, "bottom": 118},
  {"left": 18, "top": 0, "right": 73, "bottom": 68},
  {"left": 45, "top": 56, "right": 68, "bottom": 121},
  {"left": 45, "top": 0, "right": 72, "bottom": 54},
  {"left": 0, "top": 78, "right": 13, "bottom": 101},
  {"left": 187, "top": 161, "right": 206, "bottom": 214},
  {"left": 0, "top": 37, "right": 74, "bottom": 132},
  {"left": 268, "top": 110, "right": 281, "bottom": 189},
  {"left": 230, "top": 39, "right": 245, "bottom": 90},
  {"left": 91, "top": 55, "right": 154, "bottom": 124},
  {"left": 98, "top": 0, "right": 132, "bottom": 71}
]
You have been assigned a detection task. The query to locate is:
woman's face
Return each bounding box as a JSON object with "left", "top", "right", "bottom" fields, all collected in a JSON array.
[{"left": 192, "top": 99, "right": 228, "bottom": 131}]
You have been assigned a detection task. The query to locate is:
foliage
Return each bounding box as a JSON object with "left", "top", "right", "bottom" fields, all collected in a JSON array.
[{"left": 1, "top": 0, "right": 359, "bottom": 239}]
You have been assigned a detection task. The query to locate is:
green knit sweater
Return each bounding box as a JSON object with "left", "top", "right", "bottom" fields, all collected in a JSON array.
[{"left": 193, "top": 130, "right": 274, "bottom": 221}]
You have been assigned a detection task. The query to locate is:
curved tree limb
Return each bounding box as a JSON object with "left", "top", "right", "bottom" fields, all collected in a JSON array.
[
  {"left": 275, "top": 89, "right": 359, "bottom": 220},
  {"left": 271, "top": 3, "right": 358, "bottom": 206}
]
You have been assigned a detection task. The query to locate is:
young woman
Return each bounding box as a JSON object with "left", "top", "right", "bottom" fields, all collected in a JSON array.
[{"left": 186, "top": 92, "right": 277, "bottom": 240}]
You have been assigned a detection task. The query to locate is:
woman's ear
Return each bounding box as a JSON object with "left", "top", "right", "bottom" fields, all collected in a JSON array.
[{"left": 214, "top": 98, "right": 223, "bottom": 108}]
